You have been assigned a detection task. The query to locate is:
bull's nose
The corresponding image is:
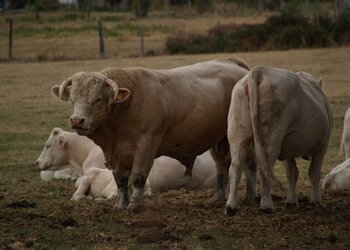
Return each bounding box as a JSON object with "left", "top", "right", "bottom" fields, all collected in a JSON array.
[
  {"left": 35, "top": 160, "right": 39, "bottom": 166},
  {"left": 70, "top": 117, "right": 85, "bottom": 128}
]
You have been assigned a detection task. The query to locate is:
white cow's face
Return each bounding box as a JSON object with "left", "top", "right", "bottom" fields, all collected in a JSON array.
[
  {"left": 36, "top": 128, "right": 68, "bottom": 171},
  {"left": 52, "top": 72, "right": 130, "bottom": 136}
]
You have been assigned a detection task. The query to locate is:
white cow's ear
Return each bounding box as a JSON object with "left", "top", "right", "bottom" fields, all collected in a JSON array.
[
  {"left": 115, "top": 88, "right": 131, "bottom": 103},
  {"left": 52, "top": 127, "right": 62, "bottom": 136},
  {"left": 57, "top": 135, "right": 67, "bottom": 147}
]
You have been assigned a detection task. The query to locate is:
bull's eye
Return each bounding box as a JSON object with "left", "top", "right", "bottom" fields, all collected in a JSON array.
[
  {"left": 93, "top": 97, "right": 102, "bottom": 104},
  {"left": 45, "top": 145, "right": 51, "bottom": 149}
]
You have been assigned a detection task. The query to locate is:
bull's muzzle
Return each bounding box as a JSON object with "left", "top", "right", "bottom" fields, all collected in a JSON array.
[{"left": 70, "top": 117, "right": 85, "bottom": 129}]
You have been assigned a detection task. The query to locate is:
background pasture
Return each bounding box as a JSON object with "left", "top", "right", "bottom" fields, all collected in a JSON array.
[{"left": 0, "top": 46, "right": 350, "bottom": 249}]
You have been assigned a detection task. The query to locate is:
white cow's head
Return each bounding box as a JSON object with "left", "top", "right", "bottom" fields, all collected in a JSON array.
[
  {"left": 36, "top": 128, "right": 69, "bottom": 171},
  {"left": 52, "top": 71, "right": 131, "bottom": 136}
]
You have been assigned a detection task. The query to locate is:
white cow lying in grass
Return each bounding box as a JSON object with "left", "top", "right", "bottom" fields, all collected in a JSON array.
[
  {"left": 341, "top": 107, "right": 350, "bottom": 160},
  {"left": 36, "top": 128, "right": 217, "bottom": 200},
  {"left": 322, "top": 159, "right": 350, "bottom": 191}
]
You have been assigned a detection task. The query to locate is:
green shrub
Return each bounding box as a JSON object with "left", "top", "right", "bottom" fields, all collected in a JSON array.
[
  {"left": 195, "top": 0, "right": 212, "bottom": 14},
  {"left": 165, "top": 11, "right": 349, "bottom": 54},
  {"left": 333, "top": 14, "right": 350, "bottom": 44},
  {"left": 36, "top": 0, "right": 60, "bottom": 11}
]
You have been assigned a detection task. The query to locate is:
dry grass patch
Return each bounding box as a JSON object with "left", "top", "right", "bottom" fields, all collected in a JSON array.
[{"left": 0, "top": 47, "right": 350, "bottom": 249}]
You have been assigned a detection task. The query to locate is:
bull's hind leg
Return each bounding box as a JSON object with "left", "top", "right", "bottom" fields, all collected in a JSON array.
[
  {"left": 309, "top": 150, "right": 326, "bottom": 205},
  {"left": 285, "top": 158, "right": 299, "bottom": 206},
  {"left": 210, "top": 138, "right": 230, "bottom": 203}
]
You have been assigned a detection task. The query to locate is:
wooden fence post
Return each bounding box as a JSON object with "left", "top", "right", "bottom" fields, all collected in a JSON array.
[
  {"left": 8, "top": 19, "right": 13, "bottom": 60},
  {"left": 98, "top": 20, "right": 105, "bottom": 59},
  {"left": 140, "top": 26, "right": 144, "bottom": 57}
]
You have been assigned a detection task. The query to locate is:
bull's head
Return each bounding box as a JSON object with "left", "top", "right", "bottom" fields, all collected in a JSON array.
[
  {"left": 36, "top": 128, "right": 68, "bottom": 171},
  {"left": 52, "top": 72, "right": 131, "bottom": 136}
]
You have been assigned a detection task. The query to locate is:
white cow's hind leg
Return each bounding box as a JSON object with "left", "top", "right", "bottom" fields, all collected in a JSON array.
[
  {"left": 285, "top": 158, "right": 299, "bottom": 206},
  {"left": 241, "top": 159, "right": 257, "bottom": 205},
  {"left": 226, "top": 162, "right": 242, "bottom": 215},
  {"left": 259, "top": 175, "right": 275, "bottom": 212}
]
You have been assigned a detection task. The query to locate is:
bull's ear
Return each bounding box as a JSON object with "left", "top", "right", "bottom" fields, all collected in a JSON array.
[
  {"left": 52, "top": 77, "right": 72, "bottom": 101},
  {"left": 115, "top": 88, "right": 131, "bottom": 103},
  {"left": 52, "top": 85, "right": 71, "bottom": 101},
  {"left": 57, "top": 135, "right": 67, "bottom": 147}
]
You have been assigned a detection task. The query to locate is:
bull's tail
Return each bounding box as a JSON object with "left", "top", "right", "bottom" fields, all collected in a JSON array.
[{"left": 248, "top": 68, "right": 285, "bottom": 193}]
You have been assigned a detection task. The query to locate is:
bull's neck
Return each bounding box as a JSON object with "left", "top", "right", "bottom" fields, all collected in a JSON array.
[
  {"left": 88, "top": 125, "right": 116, "bottom": 154},
  {"left": 87, "top": 106, "right": 128, "bottom": 153},
  {"left": 65, "top": 132, "right": 93, "bottom": 174}
]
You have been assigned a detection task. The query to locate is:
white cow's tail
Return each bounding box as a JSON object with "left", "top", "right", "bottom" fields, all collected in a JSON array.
[{"left": 249, "top": 68, "right": 285, "bottom": 193}]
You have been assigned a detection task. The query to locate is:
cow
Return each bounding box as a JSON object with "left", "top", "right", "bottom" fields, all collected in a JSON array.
[
  {"left": 226, "top": 66, "right": 333, "bottom": 215},
  {"left": 51, "top": 57, "right": 250, "bottom": 210},
  {"left": 322, "top": 159, "right": 350, "bottom": 191},
  {"left": 37, "top": 128, "right": 217, "bottom": 200},
  {"left": 72, "top": 151, "right": 217, "bottom": 200},
  {"left": 340, "top": 107, "right": 350, "bottom": 159},
  {"left": 36, "top": 127, "right": 149, "bottom": 200},
  {"left": 36, "top": 127, "right": 105, "bottom": 176}
]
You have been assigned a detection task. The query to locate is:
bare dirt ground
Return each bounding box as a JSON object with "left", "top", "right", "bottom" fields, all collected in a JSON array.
[{"left": 0, "top": 47, "right": 350, "bottom": 249}]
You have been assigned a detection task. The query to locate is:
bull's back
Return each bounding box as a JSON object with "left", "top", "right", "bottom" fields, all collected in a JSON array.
[{"left": 157, "top": 59, "right": 248, "bottom": 156}]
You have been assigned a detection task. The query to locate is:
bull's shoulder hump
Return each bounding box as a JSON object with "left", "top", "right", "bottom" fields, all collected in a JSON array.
[{"left": 214, "top": 57, "right": 250, "bottom": 70}]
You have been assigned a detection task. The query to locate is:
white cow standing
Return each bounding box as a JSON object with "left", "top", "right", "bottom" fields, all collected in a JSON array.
[
  {"left": 226, "top": 66, "right": 333, "bottom": 214},
  {"left": 322, "top": 159, "right": 350, "bottom": 191},
  {"left": 36, "top": 128, "right": 217, "bottom": 200},
  {"left": 341, "top": 107, "right": 350, "bottom": 159}
]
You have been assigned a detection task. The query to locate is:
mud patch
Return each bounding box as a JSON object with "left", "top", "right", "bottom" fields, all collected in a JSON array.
[
  {"left": 61, "top": 217, "right": 79, "bottom": 228},
  {"left": 137, "top": 232, "right": 179, "bottom": 244},
  {"left": 6, "top": 200, "right": 36, "bottom": 208}
]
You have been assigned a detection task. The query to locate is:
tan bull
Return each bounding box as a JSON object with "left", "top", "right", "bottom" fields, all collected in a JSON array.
[
  {"left": 226, "top": 66, "right": 333, "bottom": 214},
  {"left": 52, "top": 58, "right": 250, "bottom": 210}
]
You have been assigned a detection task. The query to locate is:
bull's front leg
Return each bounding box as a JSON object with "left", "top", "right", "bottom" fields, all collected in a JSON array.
[
  {"left": 127, "top": 137, "right": 159, "bottom": 211},
  {"left": 112, "top": 169, "right": 130, "bottom": 210},
  {"left": 210, "top": 139, "right": 230, "bottom": 203}
]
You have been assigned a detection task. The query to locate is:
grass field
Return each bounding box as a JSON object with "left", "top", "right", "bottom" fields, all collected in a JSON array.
[
  {"left": 0, "top": 46, "right": 350, "bottom": 249},
  {"left": 0, "top": 10, "right": 269, "bottom": 61}
]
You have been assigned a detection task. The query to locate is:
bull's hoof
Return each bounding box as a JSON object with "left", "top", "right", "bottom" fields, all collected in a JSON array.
[
  {"left": 241, "top": 197, "right": 256, "bottom": 206},
  {"left": 210, "top": 192, "right": 226, "bottom": 204},
  {"left": 286, "top": 202, "right": 299, "bottom": 208},
  {"left": 259, "top": 207, "right": 275, "bottom": 214},
  {"left": 225, "top": 207, "right": 238, "bottom": 216},
  {"left": 309, "top": 201, "right": 325, "bottom": 208},
  {"left": 127, "top": 203, "right": 143, "bottom": 213},
  {"left": 113, "top": 202, "right": 128, "bottom": 211}
]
